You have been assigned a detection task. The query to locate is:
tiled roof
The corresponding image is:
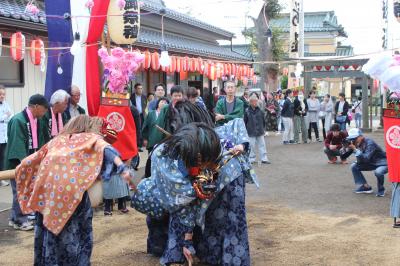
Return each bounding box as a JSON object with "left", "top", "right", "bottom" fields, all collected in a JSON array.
[
  {"left": 0, "top": 0, "right": 46, "bottom": 24},
  {"left": 270, "top": 11, "right": 347, "bottom": 37},
  {"left": 0, "top": 0, "right": 234, "bottom": 39},
  {"left": 140, "top": 0, "right": 234, "bottom": 39},
  {"left": 136, "top": 28, "right": 250, "bottom": 61},
  {"left": 222, "top": 44, "right": 254, "bottom": 60},
  {"left": 304, "top": 46, "right": 354, "bottom": 57}
]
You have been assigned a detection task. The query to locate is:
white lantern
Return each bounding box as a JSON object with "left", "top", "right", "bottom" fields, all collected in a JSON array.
[{"left": 107, "top": 0, "right": 140, "bottom": 45}]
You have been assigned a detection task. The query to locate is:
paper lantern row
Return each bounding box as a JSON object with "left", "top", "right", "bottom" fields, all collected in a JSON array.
[
  {"left": 313, "top": 65, "right": 360, "bottom": 71},
  {"left": 140, "top": 51, "right": 255, "bottom": 81},
  {"left": 5, "top": 32, "right": 46, "bottom": 71}
]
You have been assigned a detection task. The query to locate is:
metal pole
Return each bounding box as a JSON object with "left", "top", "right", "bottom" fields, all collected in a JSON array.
[{"left": 361, "top": 75, "right": 371, "bottom": 131}]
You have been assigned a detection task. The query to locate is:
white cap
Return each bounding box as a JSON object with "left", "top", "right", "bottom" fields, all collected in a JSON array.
[{"left": 346, "top": 128, "right": 362, "bottom": 140}]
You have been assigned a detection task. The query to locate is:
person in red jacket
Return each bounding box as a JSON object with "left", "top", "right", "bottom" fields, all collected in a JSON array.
[{"left": 324, "top": 123, "right": 352, "bottom": 164}]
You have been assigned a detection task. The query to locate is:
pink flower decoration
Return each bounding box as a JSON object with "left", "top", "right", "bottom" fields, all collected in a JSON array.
[
  {"left": 85, "top": 0, "right": 94, "bottom": 9},
  {"left": 98, "top": 46, "right": 143, "bottom": 93},
  {"left": 26, "top": 4, "right": 40, "bottom": 16},
  {"left": 98, "top": 47, "right": 109, "bottom": 59},
  {"left": 117, "top": 0, "right": 126, "bottom": 10},
  {"left": 111, "top": 47, "right": 125, "bottom": 58}
]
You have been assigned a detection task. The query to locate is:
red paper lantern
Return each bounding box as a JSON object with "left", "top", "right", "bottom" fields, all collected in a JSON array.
[
  {"left": 143, "top": 50, "right": 151, "bottom": 70},
  {"left": 324, "top": 66, "right": 331, "bottom": 71},
  {"left": 175, "top": 56, "right": 182, "bottom": 72},
  {"left": 168, "top": 56, "right": 176, "bottom": 73},
  {"left": 249, "top": 68, "right": 254, "bottom": 78},
  {"left": 182, "top": 56, "right": 190, "bottom": 72},
  {"left": 208, "top": 63, "right": 217, "bottom": 81},
  {"left": 198, "top": 58, "right": 204, "bottom": 74},
  {"left": 10, "top": 32, "right": 25, "bottom": 62},
  {"left": 343, "top": 65, "right": 350, "bottom": 70},
  {"left": 189, "top": 57, "right": 196, "bottom": 72},
  {"left": 30, "top": 39, "right": 44, "bottom": 65},
  {"left": 151, "top": 52, "right": 160, "bottom": 71},
  {"left": 216, "top": 63, "right": 222, "bottom": 79},
  {"left": 225, "top": 63, "right": 231, "bottom": 76},
  {"left": 315, "top": 66, "right": 322, "bottom": 71},
  {"left": 243, "top": 65, "right": 249, "bottom": 77},
  {"left": 203, "top": 61, "right": 209, "bottom": 76},
  {"left": 352, "top": 64, "right": 359, "bottom": 70},
  {"left": 194, "top": 58, "right": 200, "bottom": 72},
  {"left": 231, "top": 63, "right": 237, "bottom": 76}
]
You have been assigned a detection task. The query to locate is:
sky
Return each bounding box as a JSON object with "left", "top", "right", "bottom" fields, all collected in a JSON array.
[{"left": 163, "top": 0, "right": 400, "bottom": 56}]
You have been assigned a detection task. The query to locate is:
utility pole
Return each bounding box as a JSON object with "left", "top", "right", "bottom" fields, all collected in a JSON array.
[{"left": 379, "top": 0, "right": 389, "bottom": 128}]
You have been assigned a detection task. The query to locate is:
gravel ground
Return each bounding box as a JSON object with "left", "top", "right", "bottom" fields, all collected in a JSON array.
[{"left": 1, "top": 131, "right": 400, "bottom": 266}]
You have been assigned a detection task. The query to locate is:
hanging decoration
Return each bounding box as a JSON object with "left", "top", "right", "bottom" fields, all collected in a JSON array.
[
  {"left": 208, "top": 63, "right": 216, "bottom": 81},
  {"left": 30, "top": 39, "right": 45, "bottom": 66},
  {"left": 231, "top": 63, "right": 237, "bottom": 76},
  {"left": 57, "top": 53, "right": 63, "bottom": 75},
  {"left": 107, "top": 0, "right": 140, "bottom": 45},
  {"left": 182, "top": 56, "right": 190, "bottom": 72},
  {"left": 10, "top": 32, "right": 25, "bottom": 62},
  {"left": 198, "top": 58, "right": 204, "bottom": 74},
  {"left": 25, "top": 1, "right": 40, "bottom": 16},
  {"left": 168, "top": 56, "right": 176, "bottom": 73},
  {"left": 142, "top": 50, "right": 151, "bottom": 69},
  {"left": 151, "top": 52, "right": 160, "bottom": 71},
  {"left": 176, "top": 56, "right": 182, "bottom": 73},
  {"left": 98, "top": 46, "right": 144, "bottom": 94},
  {"left": 85, "top": 0, "right": 94, "bottom": 12}
]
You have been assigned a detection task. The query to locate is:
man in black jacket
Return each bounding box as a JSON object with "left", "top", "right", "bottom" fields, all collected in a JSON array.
[
  {"left": 244, "top": 93, "right": 270, "bottom": 164},
  {"left": 130, "top": 83, "right": 147, "bottom": 151},
  {"left": 281, "top": 89, "right": 295, "bottom": 144}
]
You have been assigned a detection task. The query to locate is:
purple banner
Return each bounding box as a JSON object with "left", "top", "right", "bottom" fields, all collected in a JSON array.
[{"left": 44, "top": 0, "right": 73, "bottom": 100}]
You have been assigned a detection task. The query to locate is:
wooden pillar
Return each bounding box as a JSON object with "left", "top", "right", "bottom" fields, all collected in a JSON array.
[{"left": 361, "top": 74, "right": 371, "bottom": 132}]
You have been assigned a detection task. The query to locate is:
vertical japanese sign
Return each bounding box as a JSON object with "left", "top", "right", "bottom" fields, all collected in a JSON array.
[
  {"left": 288, "top": 0, "right": 301, "bottom": 89},
  {"left": 289, "top": 0, "right": 300, "bottom": 58},
  {"left": 107, "top": 0, "right": 140, "bottom": 45}
]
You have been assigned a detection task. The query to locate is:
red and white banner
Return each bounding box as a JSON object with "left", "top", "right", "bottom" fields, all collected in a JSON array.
[
  {"left": 98, "top": 105, "right": 138, "bottom": 160},
  {"left": 384, "top": 116, "right": 400, "bottom": 182}
]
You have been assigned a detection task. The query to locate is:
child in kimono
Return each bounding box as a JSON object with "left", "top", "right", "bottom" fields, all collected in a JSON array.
[{"left": 15, "top": 115, "right": 132, "bottom": 266}]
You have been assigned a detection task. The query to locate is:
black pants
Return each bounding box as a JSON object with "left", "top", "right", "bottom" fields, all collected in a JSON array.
[
  {"left": 324, "top": 147, "right": 352, "bottom": 161},
  {"left": 104, "top": 198, "right": 126, "bottom": 212},
  {"left": 321, "top": 118, "right": 327, "bottom": 140},
  {"left": 0, "top": 143, "right": 6, "bottom": 171},
  {"left": 138, "top": 113, "right": 145, "bottom": 147},
  {"left": 308, "top": 122, "right": 320, "bottom": 140}
]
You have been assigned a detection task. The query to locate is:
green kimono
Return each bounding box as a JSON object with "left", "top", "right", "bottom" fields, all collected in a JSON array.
[
  {"left": 4, "top": 110, "right": 46, "bottom": 170},
  {"left": 42, "top": 109, "right": 68, "bottom": 143},
  {"left": 215, "top": 97, "right": 244, "bottom": 126},
  {"left": 147, "top": 105, "right": 169, "bottom": 149},
  {"left": 142, "top": 110, "right": 159, "bottom": 150}
]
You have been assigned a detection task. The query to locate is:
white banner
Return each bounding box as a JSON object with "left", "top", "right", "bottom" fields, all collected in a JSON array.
[{"left": 70, "top": 0, "right": 90, "bottom": 111}]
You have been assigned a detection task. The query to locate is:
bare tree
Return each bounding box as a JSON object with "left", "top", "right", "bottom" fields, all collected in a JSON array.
[{"left": 250, "top": 0, "right": 283, "bottom": 92}]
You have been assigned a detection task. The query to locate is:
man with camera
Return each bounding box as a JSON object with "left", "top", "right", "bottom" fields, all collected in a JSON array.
[
  {"left": 324, "top": 123, "right": 352, "bottom": 164},
  {"left": 346, "top": 128, "right": 388, "bottom": 196}
]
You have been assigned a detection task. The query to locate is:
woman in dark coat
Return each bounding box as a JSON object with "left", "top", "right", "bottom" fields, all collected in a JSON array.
[{"left": 334, "top": 92, "right": 350, "bottom": 131}]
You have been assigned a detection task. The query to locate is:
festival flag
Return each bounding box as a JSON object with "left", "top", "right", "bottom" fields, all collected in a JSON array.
[
  {"left": 384, "top": 116, "right": 400, "bottom": 182},
  {"left": 44, "top": 0, "right": 73, "bottom": 99},
  {"left": 98, "top": 105, "right": 138, "bottom": 160}
]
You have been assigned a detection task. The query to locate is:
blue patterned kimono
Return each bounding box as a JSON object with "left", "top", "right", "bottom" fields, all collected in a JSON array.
[{"left": 131, "top": 119, "right": 258, "bottom": 265}]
